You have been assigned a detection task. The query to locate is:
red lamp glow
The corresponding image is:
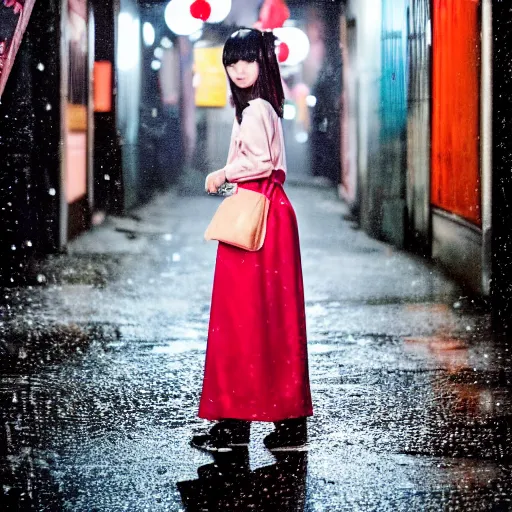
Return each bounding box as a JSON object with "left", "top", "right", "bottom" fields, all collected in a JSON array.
[
  {"left": 190, "top": 0, "right": 211, "bottom": 21},
  {"left": 3, "top": 0, "right": 24, "bottom": 14},
  {"left": 277, "top": 41, "right": 289, "bottom": 63},
  {"left": 254, "top": 0, "right": 290, "bottom": 30}
]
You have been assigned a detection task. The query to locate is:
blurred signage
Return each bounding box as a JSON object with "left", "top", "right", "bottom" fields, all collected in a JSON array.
[
  {"left": 93, "top": 61, "right": 112, "bottom": 112},
  {"left": 193, "top": 46, "right": 227, "bottom": 108},
  {"left": 65, "top": 0, "right": 88, "bottom": 204},
  {"left": 0, "top": 0, "right": 36, "bottom": 98}
]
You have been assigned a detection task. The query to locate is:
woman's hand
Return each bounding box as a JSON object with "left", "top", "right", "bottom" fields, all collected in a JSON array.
[{"left": 205, "top": 169, "right": 227, "bottom": 194}]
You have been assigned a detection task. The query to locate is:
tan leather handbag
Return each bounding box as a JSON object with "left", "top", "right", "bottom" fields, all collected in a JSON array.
[{"left": 204, "top": 186, "right": 270, "bottom": 251}]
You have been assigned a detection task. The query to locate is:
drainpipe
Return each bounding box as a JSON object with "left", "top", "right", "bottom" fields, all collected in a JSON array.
[
  {"left": 59, "top": 0, "right": 69, "bottom": 249},
  {"left": 481, "top": 0, "right": 492, "bottom": 296}
]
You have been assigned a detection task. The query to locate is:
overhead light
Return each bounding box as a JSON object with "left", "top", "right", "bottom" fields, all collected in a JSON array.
[
  {"left": 189, "top": 29, "right": 203, "bottom": 42},
  {"left": 161, "top": 36, "right": 173, "bottom": 48},
  {"left": 118, "top": 13, "right": 140, "bottom": 71},
  {"left": 295, "top": 131, "right": 308, "bottom": 143},
  {"left": 306, "top": 95, "right": 317, "bottom": 107},
  {"left": 143, "top": 22, "right": 155, "bottom": 46},
  {"left": 273, "top": 26, "right": 310, "bottom": 66},
  {"left": 165, "top": 0, "right": 204, "bottom": 36},
  {"left": 207, "top": 0, "right": 232, "bottom": 23}
]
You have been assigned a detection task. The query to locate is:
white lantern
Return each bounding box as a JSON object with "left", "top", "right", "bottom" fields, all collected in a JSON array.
[
  {"left": 165, "top": 0, "right": 204, "bottom": 36},
  {"left": 273, "top": 26, "right": 310, "bottom": 67},
  {"left": 207, "top": 0, "right": 232, "bottom": 24}
]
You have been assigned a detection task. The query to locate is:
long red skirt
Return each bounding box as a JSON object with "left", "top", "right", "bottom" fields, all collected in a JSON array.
[{"left": 199, "top": 170, "right": 313, "bottom": 422}]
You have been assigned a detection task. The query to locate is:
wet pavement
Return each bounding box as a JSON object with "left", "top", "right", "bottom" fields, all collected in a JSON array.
[{"left": 1, "top": 183, "right": 511, "bottom": 511}]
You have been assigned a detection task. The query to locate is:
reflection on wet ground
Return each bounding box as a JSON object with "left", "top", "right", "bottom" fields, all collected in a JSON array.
[
  {"left": 0, "top": 186, "right": 511, "bottom": 510},
  {"left": 177, "top": 449, "right": 307, "bottom": 511}
]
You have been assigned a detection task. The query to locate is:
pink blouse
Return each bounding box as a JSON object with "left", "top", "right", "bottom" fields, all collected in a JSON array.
[{"left": 223, "top": 98, "right": 287, "bottom": 182}]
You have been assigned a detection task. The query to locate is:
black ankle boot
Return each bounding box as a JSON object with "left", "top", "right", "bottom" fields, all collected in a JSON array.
[
  {"left": 263, "top": 417, "right": 308, "bottom": 451},
  {"left": 191, "top": 419, "right": 251, "bottom": 452}
]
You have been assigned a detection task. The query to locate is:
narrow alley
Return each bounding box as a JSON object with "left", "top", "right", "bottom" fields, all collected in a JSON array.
[
  {"left": 2, "top": 0, "right": 512, "bottom": 509},
  {"left": 1, "top": 183, "right": 510, "bottom": 511}
]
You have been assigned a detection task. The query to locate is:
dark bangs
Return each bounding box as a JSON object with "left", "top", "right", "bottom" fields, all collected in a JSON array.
[{"left": 222, "top": 29, "right": 261, "bottom": 67}]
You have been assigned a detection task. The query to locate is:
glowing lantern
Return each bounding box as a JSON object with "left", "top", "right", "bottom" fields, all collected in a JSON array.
[
  {"left": 273, "top": 26, "right": 310, "bottom": 66},
  {"left": 190, "top": 0, "right": 211, "bottom": 21},
  {"left": 165, "top": 0, "right": 204, "bottom": 36},
  {"left": 208, "top": 0, "right": 232, "bottom": 24},
  {"left": 277, "top": 41, "right": 289, "bottom": 63},
  {"left": 255, "top": 0, "right": 290, "bottom": 30}
]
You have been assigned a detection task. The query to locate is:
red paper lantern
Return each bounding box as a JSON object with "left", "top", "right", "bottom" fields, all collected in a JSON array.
[
  {"left": 254, "top": 0, "right": 290, "bottom": 30},
  {"left": 190, "top": 0, "right": 211, "bottom": 21},
  {"left": 277, "top": 41, "right": 289, "bottom": 63}
]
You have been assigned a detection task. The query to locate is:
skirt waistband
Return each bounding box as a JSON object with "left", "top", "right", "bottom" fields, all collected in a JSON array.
[
  {"left": 237, "top": 170, "right": 285, "bottom": 199},
  {"left": 271, "top": 169, "right": 286, "bottom": 185}
]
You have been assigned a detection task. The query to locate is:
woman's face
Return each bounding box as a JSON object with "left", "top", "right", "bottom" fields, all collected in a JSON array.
[{"left": 226, "top": 60, "right": 260, "bottom": 89}]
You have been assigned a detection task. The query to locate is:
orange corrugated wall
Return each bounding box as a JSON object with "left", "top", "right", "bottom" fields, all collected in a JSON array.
[{"left": 431, "top": 0, "right": 481, "bottom": 226}]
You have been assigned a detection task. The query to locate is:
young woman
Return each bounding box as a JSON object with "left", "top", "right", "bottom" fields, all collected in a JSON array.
[{"left": 193, "top": 28, "right": 313, "bottom": 452}]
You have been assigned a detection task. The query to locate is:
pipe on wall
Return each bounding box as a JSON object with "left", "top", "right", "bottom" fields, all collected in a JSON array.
[{"left": 480, "top": 0, "right": 493, "bottom": 296}]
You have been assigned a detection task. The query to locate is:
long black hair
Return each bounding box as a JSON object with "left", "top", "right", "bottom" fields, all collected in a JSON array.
[{"left": 222, "top": 28, "right": 284, "bottom": 124}]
